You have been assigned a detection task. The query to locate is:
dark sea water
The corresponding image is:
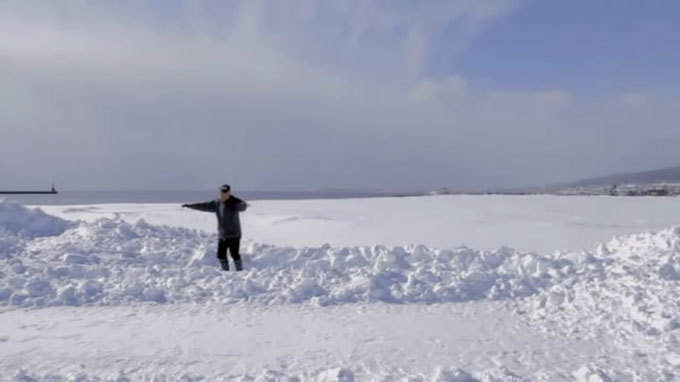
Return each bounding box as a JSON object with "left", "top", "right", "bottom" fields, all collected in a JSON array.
[{"left": 3, "top": 190, "right": 403, "bottom": 206}]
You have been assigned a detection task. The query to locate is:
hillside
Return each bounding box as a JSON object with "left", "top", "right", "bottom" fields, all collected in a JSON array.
[{"left": 551, "top": 166, "right": 680, "bottom": 195}]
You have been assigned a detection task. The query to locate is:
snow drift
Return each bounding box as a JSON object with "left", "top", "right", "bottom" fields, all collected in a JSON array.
[
  {"left": 0, "top": 200, "right": 70, "bottom": 238},
  {"left": 1, "top": 201, "right": 679, "bottom": 310},
  {"left": 0, "top": 200, "right": 583, "bottom": 308}
]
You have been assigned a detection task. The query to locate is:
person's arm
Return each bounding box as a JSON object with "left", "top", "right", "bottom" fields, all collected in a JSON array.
[
  {"left": 235, "top": 198, "right": 248, "bottom": 212},
  {"left": 182, "top": 200, "right": 218, "bottom": 212}
]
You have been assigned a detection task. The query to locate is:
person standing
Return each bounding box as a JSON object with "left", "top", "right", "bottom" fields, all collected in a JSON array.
[{"left": 182, "top": 184, "right": 248, "bottom": 271}]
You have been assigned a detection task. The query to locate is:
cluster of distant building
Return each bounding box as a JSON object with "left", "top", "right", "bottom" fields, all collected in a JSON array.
[
  {"left": 607, "top": 184, "right": 677, "bottom": 196},
  {"left": 557, "top": 184, "right": 680, "bottom": 196},
  {"left": 420, "top": 179, "right": 680, "bottom": 197},
  {"left": 425, "top": 184, "right": 680, "bottom": 197}
]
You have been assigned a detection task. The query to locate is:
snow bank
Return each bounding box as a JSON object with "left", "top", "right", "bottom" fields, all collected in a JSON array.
[
  {"left": 1, "top": 201, "right": 678, "bottom": 313},
  {"left": 0, "top": 200, "right": 70, "bottom": 238},
  {"left": 0, "top": 202, "right": 575, "bottom": 308},
  {"left": 530, "top": 226, "right": 680, "bottom": 375}
]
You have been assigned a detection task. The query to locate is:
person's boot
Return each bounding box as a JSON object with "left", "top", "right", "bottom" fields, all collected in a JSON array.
[
  {"left": 219, "top": 259, "right": 230, "bottom": 271},
  {"left": 234, "top": 259, "right": 243, "bottom": 271}
]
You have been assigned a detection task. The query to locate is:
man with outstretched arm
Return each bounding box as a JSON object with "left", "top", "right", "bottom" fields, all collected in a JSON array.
[{"left": 182, "top": 184, "right": 248, "bottom": 271}]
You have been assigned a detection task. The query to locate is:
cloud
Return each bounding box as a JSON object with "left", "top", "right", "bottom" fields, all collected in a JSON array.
[{"left": 0, "top": 1, "right": 678, "bottom": 191}]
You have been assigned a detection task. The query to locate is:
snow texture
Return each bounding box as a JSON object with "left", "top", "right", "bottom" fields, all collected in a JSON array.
[
  {"left": 0, "top": 201, "right": 624, "bottom": 308},
  {"left": 1, "top": 200, "right": 679, "bottom": 380}
]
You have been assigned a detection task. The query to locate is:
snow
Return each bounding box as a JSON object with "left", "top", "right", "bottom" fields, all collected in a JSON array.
[
  {"left": 1, "top": 197, "right": 680, "bottom": 380},
  {"left": 38, "top": 194, "right": 680, "bottom": 253},
  {"left": 1, "top": 303, "right": 610, "bottom": 381},
  {"left": 0, "top": 207, "right": 581, "bottom": 307},
  {"left": 0, "top": 200, "right": 71, "bottom": 238}
]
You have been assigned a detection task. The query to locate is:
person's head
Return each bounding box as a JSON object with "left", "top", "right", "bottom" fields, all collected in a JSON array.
[{"left": 219, "top": 184, "right": 232, "bottom": 201}]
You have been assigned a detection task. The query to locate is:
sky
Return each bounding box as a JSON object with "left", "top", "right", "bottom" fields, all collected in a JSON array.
[{"left": 1, "top": 0, "right": 679, "bottom": 192}]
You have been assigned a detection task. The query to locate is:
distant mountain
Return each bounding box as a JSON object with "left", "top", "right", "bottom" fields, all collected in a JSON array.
[{"left": 554, "top": 166, "right": 680, "bottom": 190}]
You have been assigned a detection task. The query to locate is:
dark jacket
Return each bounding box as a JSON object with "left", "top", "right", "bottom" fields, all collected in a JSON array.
[{"left": 185, "top": 197, "right": 248, "bottom": 239}]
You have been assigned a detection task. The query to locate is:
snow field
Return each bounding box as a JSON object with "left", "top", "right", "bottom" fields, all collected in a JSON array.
[{"left": 1, "top": 200, "right": 679, "bottom": 380}]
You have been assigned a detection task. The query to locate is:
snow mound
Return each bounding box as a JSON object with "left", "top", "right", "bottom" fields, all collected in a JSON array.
[
  {"left": 529, "top": 226, "right": 680, "bottom": 377},
  {"left": 0, "top": 204, "right": 679, "bottom": 315},
  {"left": 0, "top": 200, "right": 71, "bottom": 238},
  {"left": 532, "top": 226, "right": 680, "bottom": 333},
  {"left": 0, "top": 211, "right": 573, "bottom": 308}
]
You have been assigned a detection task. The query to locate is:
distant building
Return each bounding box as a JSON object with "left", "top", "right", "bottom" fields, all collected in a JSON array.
[
  {"left": 610, "top": 184, "right": 618, "bottom": 196},
  {"left": 429, "top": 188, "right": 451, "bottom": 196},
  {"left": 647, "top": 188, "right": 669, "bottom": 196}
]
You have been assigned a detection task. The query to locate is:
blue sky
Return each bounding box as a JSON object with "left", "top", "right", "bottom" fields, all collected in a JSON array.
[
  {"left": 443, "top": 0, "right": 680, "bottom": 96},
  {"left": 0, "top": 1, "right": 679, "bottom": 191}
]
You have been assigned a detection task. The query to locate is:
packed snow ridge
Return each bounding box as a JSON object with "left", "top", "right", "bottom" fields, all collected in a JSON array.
[
  {"left": 0, "top": 200, "right": 679, "bottom": 306},
  {"left": 0, "top": 201, "right": 596, "bottom": 307}
]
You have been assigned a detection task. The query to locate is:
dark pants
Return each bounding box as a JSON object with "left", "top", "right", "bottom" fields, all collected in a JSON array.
[{"left": 217, "top": 237, "right": 241, "bottom": 264}]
